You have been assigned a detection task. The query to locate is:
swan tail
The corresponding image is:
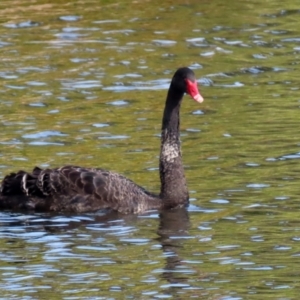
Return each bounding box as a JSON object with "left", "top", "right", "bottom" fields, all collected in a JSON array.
[
  {"left": 1, "top": 170, "right": 27, "bottom": 196},
  {"left": 0, "top": 167, "right": 49, "bottom": 210}
]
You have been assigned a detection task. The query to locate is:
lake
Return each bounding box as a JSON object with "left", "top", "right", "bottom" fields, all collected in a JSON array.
[{"left": 0, "top": 0, "right": 300, "bottom": 299}]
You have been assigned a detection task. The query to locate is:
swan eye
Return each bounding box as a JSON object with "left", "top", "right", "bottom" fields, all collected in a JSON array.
[{"left": 185, "top": 79, "right": 204, "bottom": 103}]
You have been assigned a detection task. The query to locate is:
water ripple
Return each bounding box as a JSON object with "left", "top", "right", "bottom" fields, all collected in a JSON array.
[
  {"left": 277, "top": 152, "right": 300, "bottom": 160},
  {"left": 152, "top": 39, "right": 177, "bottom": 46},
  {"left": 22, "top": 131, "right": 68, "bottom": 139},
  {"left": 59, "top": 15, "right": 81, "bottom": 22},
  {"left": 61, "top": 80, "right": 102, "bottom": 89},
  {"left": 4, "top": 21, "right": 40, "bottom": 28}
]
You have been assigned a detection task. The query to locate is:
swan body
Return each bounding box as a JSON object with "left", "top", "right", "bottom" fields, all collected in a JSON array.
[{"left": 0, "top": 67, "right": 204, "bottom": 214}]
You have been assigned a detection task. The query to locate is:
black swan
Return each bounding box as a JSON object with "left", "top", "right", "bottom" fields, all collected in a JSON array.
[{"left": 0, "top": 67, "right": 204, "bottom": 214}]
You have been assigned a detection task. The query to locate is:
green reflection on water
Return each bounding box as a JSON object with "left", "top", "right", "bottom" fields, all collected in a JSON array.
[{"left": 0, "top": 0, "right": 300, "bottom": 298}]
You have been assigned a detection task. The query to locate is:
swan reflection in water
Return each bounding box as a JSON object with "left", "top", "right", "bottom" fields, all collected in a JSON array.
[{"left": 0, "top": 208, "right": 214, "bottom": 297}]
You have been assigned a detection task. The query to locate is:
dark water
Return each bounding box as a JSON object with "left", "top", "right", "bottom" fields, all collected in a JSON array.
[{"left": 0, "top": 0, "right": 300, "bottom": 298}]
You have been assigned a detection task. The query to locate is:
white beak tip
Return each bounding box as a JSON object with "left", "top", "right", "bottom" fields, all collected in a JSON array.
[{"left": 194, "top": 94, "right": 204, "bottom": 103}]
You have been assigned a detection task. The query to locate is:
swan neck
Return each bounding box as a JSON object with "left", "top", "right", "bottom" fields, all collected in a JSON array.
[{"left": 159, "top": 86, "right": 189, "bottom": 207}]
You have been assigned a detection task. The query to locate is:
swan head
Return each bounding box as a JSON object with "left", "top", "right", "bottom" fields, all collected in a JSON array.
[{"left": 172, "top": 67, "right": 204, "bottom": 103}]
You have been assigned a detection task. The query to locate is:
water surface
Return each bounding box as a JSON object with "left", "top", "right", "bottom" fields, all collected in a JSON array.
[{"left": 0, "top": 0, "right": 300, "bottom": 299}]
